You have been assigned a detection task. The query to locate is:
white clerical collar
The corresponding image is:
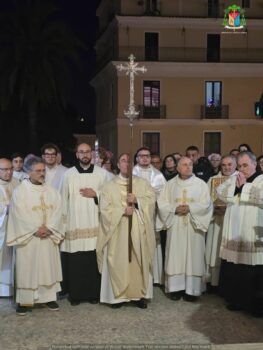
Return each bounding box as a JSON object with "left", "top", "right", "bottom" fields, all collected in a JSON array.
[{"left": 119, "top": 173, "right": 129, "bottom": 180}]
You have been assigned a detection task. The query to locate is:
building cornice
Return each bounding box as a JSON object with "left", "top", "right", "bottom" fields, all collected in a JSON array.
[
  {"left": 116, "top": 15, "right": 263, "bottom": 30},
  {"left": 96, "top": 118, "right": 263, "bottom": 130},
  {"left": 118, "top": 118, "right": 263, "bottom": 126},
  {"left": 113, "top": 61, "right": 263, "bottom": 78}
]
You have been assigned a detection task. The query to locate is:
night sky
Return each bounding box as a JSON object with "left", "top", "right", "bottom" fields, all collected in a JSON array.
[
  {"left": 0, "top": 0, "right": 101, "bottom": 141},
  {"left": 56, "top": 0, "right": 101, "bottom": 133}
]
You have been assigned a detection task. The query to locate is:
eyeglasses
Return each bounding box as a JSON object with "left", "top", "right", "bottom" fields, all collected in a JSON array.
[
  {"left": 44, "top": 153, "right": 56, "bottom": 157},
  {"left": 138, "top": 154, "right": 150, "bottom": 158},
  {"left": 0, "top": 167, "right": 13, "bottom": 172}
]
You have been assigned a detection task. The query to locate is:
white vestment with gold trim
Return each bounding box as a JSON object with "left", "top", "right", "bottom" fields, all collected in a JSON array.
[{"left": 158, "top": 175, "right": 213, "bottom": 295}]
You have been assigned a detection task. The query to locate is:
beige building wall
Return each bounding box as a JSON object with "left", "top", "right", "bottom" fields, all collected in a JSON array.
[
  {"left": 116, "top": 122, "right": 263, "bottom": 158},
  {"left": 93, "top": 0, "right": 263, "bottom": 159}
]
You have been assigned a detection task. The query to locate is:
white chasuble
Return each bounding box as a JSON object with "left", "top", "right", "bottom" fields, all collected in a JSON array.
[
  {"left": 133, "top": 164, "right": 166, "bottom": 284},
  {"left": 217, "top": 174, "right": 263, "bottom": 265},
  {"left": 97, "top": 175, "right": 156, "bottom": 303},
  {"left": 6, "top": 180, "right": 64, "bottom": 304},
  {"left": 0, "top": 178, "right": 18, "bottom": 296},
  {"left": 60, "top": 165, "right": 108, "bottom": 253},
  {"left": 158, "top": 175, "right": 213, "bottom": 295}
]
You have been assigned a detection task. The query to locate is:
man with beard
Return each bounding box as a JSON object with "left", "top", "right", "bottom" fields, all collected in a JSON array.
[
  {"left": 60, "top": 143, "right": 108, "bottom": 306},
  {"left": 7, "top": 157, "right": 64, "bottom": 315}
]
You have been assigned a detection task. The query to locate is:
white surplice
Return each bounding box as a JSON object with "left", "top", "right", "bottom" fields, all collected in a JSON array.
[
  {"left": 133, "top": 164, "right": 166, "bottom": 284},
  {"left": 217, "top": 174, "right": 263, "bottom": 265},
  {"left": 0, "top": 178, "right": 19, "bottom": 296},
  {"left": 60, "top": 165, "right": 108, "bottom": 253},
  {"left": 158, "top": 175, "right": 213, "bottom": 295},
  {"left": 6, "top": 180, "right": 64, "bottom": 304},
  {"left": 45, "top": 164, "right": 67, "bottom": 192}
]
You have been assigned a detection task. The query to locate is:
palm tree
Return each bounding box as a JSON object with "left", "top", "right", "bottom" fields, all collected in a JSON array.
[{"left": 0, "top": 0, "right": 86, "bottom": 152}]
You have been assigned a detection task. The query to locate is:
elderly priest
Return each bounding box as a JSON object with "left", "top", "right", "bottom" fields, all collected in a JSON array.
[{"left": 7, "top": 157, "right": 64, "bottom": 316}]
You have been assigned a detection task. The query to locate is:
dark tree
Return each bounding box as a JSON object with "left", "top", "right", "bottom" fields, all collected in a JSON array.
[{"left": 0, "top": 0, "right": 86, "bottom": 154}]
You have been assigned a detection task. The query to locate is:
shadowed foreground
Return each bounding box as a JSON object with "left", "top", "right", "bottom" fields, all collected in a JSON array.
[{"left": 0, "top": 287, "right": 262, "bottom": 350}]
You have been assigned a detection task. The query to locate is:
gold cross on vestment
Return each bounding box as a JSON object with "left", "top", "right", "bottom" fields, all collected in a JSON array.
[
  {"left": 175, "top": 189, "right": 194, "bottom": 204},
  {"left": 175, "top": 189, "right": 194, "bottom": 225},
  {"left": 32, "top": 195, "right": 53, "bottom": 225}
]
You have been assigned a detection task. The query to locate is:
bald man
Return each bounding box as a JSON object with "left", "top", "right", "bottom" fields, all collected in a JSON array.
[
  {"left": 0, "top": 159, "right": 19, "bottom": 296},
  {"left": 60, "top": 143, "right": 108, "bottom": 306},
  {"left": 157, "top": 157, "right": 213, "bottom": 301}
]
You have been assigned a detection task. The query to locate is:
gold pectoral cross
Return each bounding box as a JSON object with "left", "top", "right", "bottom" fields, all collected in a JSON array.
[
  {"left": 175, "top": 189, "right": 194, "bottom": 225},
  {"left": 32, "top": 195, "right": 53, "bottom": 225}
]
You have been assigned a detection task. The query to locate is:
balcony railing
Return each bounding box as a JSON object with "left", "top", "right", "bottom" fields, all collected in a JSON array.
[
  {"left": 139, "top": 105, "right": 166, "bottom": 119},
  {"left": 201, "top": 105, "right": 229, "bottom": 119},
  {"left": 116, "top": 47, "right": 263, "bottom": 63}
]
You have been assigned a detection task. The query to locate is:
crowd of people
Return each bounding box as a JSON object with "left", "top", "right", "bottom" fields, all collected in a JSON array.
[{"left": 0, "top": 142, "right": 263, "bottom": 318}]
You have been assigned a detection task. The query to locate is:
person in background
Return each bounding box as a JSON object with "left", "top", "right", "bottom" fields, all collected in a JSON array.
[
  {"left": 256, "top": 155, "right": 263, "bottom": 174},
  {"left": 208, "top": 153, "right": 222, "bottom": 176},
  {"left": 151, "top": 154, "right": 162, "bottom": 171},
  {"left": 238, "top": 143, "right": 252, "bottom": 153},
  {"left": 186, "top": 146, "right": 213, "bottom": 183},
  {"left": 173, "top": 153, "right": 182, "bottom": 162},
  {"left": 161, "top": 154, "right": 177, "bottom": 181},
  {"left": 11, "top": 153, "right": 28, "bottom": 182},
  {"left": 229, "top": 149, "right": 239, "bottom": 158}
]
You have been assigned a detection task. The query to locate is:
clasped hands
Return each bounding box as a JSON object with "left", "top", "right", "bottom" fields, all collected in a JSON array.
[
  {"left": 124, "top": 193, "right": 137, "bottom": 217},
  {"left": 175, "top": 204, "right": 190, "bottom": 216},
  {"left": 35, "top": 225, "right": 52, "bottom": 239},
  {"left": 236, "top": 172, "right": 246, "bottom": 188}
]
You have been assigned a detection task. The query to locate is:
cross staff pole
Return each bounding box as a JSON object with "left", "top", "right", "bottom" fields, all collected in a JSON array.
[{"left": 117, "top": 54, "right": 147, "bottom": 262}]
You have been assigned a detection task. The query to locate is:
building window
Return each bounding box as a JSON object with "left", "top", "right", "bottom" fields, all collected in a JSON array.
[
  {"left": 142, "top": 132, "right": 160, "bottom": 155},
  {"left": 143, "top": 81, "right": 160, "bottom": 108},
  {"left": 204, "top": 132, "right": 221, "bottom": 156},
  {"left": 242, "top": 0, "right": 250, "bottom": 8},
  {"left": 205, "top": 81, "right": 222, "bottom": 107},
  {"left": 208, "top": 0, "right": 219, "bottom": 17},
  {"left": 145, "top": 0, "right": 159, "bottom": 14},
  {"left": 145, "top": 32, "right": 159, "bottom": 61},
  {"left": 207, "top": 34, "right": 220, "bottom": 62}
]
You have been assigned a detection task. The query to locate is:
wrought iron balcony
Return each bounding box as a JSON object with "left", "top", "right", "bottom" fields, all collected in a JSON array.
[
  {"left": 201, "top": 105, "right": 229, "bottom": 119},
  {"left": 138, "top": 105, "right": 166, "bottom": 119}
]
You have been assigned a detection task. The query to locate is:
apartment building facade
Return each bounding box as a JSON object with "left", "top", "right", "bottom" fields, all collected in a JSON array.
[{"left": 91, "top": 0, "right": 263, "bottom": 157}]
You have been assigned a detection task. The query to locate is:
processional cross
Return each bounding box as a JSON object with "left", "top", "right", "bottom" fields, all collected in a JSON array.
[{"left": 117, "top": 54, "right": 147, "bottom": 262}]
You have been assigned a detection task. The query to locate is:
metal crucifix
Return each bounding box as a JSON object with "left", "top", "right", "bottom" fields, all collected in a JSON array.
[{"left": 117, "top": 54, "right": 147, "bottom": 262}]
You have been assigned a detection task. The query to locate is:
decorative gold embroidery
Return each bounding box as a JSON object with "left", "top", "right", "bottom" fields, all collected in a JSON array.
[
  {"left": 65, "top": 227, "right": 99, "bottom": 240},
  {"left": 175, "top": 189, "right": 193, "bottom": 225},
  {"left": 174, "top": 189, "right": 194, "bottom": 203},
  {"left": 32, "top": 195, "right": 54, "bottom": 225},
  {"left": 211, "top": 176, "right": 228, "bottom": 207}
]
